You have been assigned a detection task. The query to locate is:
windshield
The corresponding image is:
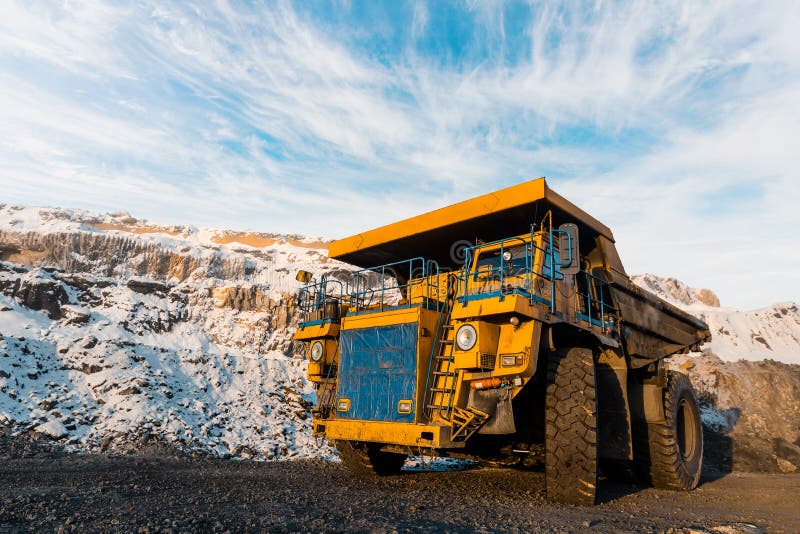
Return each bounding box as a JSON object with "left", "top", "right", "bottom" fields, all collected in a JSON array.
[{"left": 473, "top": 244, "right": 528, "bottom": 279}]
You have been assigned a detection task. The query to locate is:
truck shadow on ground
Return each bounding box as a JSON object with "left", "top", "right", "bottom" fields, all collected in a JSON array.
[
  {"left": 397, "top": 423, "right": 736, "bottom": 504},
  {"left": 701, "top": 426, "right": 735, "bottom": 481},
  {"left": 397, "top": 459, "right": 731, "bottom": 505},
  {"left": 396, "top": 400, "right": 738, "bottom": 504},
  {"left": 596, "top": 424, "right": 736, "bottom": 503}
]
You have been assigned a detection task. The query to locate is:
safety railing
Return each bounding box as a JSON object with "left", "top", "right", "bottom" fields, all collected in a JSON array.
[
  {"left": 298, "top": 276, "right": 346, "bottom": 327},
  {"left": 347, "top": 257, "right": 442, "bottom": 314},
  {"left": 574, "top": 271, "right": 618, "bottom": 334},
  {"left": 298, "top": 257, "right": 444, "bottom": 324}
]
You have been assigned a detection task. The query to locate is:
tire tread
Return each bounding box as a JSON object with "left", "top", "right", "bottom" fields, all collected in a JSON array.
[
  {"left": 634, "top": 371, "right": 703, "bottom": 490},
  {"left": 335, "top": 440, "right": 406, "bottom": 477},
  {"left": 545, "top": 347, "right": 598, "bottom": 505}
]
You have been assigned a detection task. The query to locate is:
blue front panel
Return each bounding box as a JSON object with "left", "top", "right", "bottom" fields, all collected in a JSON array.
[{"left": 337, "top": 323, "right": 418, "bottom": 423}]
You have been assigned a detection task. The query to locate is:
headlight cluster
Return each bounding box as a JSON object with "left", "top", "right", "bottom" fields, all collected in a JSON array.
[
  {"left": 455, "top": 324, "right": 477, "bottom": 351},
  {"left": 309, "top": 341, "right": 324, "bottom": 362}
]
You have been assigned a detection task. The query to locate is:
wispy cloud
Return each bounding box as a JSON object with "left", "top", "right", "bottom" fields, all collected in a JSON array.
[{"left": 0, "top": 0, "right": 798, "bottom": 309}]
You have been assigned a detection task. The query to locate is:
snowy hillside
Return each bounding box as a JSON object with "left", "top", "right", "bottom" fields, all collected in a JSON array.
[
  {"left": 632, "top": 274, "right": 800, "bottom": 365},
  {"left": 0, "top": 282, "right": 316, "bottom": 459},
  {"left": 0, "top": 204, "right": 349, "bottom": 459},
  {"left": 0, "top": 204, "right": 332, "bottom": 296}
]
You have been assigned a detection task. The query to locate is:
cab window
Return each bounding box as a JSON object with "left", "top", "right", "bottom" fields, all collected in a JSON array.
[{"left": 473, "top": 245, "right": 527, "bottom": 279}]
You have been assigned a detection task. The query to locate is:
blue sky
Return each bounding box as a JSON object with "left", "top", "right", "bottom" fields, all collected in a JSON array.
[{"left": 1, "top": 1, "right": 798, "bottom": 309}]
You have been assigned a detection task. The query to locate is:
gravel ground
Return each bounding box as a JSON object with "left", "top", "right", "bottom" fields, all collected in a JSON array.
[{"left": 0, "top": 454, "right": 798, "bottom": 534}]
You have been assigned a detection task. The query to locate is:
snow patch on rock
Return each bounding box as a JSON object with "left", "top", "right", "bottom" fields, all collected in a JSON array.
[{"left": 36, "top": 420, "right": 67, "bottom": 439}]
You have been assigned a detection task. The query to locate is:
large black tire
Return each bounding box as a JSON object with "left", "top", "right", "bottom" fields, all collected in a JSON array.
[
  {"left": 545, "top": 347, "right": 598, "bottom": 505},
  {"left": 635, "top": 371, "right": 703, "bottom": 490},
  {"left": 334, "top": 440, "right": 406, "bottom": 476}
]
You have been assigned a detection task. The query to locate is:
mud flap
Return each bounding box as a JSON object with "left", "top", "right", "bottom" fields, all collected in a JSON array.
[{"left": 469, "top": 388, "right": 516, "bottom": 435}]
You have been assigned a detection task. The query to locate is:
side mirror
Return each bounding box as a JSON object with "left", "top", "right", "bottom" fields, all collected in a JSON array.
[
  {"left": 295, "top": 270, "right": 313, "bottom": 284},
  {"left": 559, "top": 223, "right": 580, "bottom": 275}
]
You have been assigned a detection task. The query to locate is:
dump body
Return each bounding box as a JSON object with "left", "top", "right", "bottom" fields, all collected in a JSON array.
[
  {"left": 294, "top": 177, "right": 710, "bottom": 460},
  {"left": 328, "top": 178, "right": 613, "bottom": 270}
]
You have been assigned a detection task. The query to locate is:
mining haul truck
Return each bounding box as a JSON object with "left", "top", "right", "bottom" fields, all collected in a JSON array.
[{"left": 294, "top": 178, "right": 710, "bottom": 505}]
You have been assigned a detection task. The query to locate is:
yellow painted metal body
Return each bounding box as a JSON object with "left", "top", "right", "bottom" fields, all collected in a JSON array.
[
  {"left": 300, "top": 304, "right": 471, "bottom": 448},
  {"left": 452, "top": 319, "right": 540, "bottom": 378},
  {"left": 451, "top": 321, "right": 500, "bottom": 370},
  {"left": 295, "top": 322, "right": 339, "bottom": 341},
  {"left": 408, "top": 271, "right": 450, "bottom": 305},
  {"left": 296, "top": 227, "right": 609, "bottom": 446},
  {"left": 314, "top": 419, "right": 455, "bottom": 448},
  {"left": 295, "top": 322, "right": 340, "bottom": 381},
  {"left": 439, "top": 313, "right": 543, "bottom": 421}
]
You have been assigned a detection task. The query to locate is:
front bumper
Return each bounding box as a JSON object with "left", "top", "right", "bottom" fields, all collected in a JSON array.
[{"left": 313, "top": 418, "right": 464, "bottom": 449}]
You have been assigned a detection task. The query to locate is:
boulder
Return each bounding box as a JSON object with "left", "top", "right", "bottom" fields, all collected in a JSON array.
[
  {"left": 126, "top": 279, "right": 171, "bottom": 295},
  {"left": 35, "top": 420, "right": 68, "bottom": 440},
  {"left": 17, "top": 275, "right": 68, "bottom": 319},
  {"left": 61, "top": 305, "right": 90, "bottom": 325}
]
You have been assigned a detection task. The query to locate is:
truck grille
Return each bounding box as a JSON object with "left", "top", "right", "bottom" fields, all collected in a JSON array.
[{"left": 479, "top": 353, "right": 496, "bottom": 370}]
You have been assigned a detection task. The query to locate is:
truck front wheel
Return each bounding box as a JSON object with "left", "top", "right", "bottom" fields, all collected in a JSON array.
[
  {"left": 545, "top": 347, "right": 598, "bottom": 505},
  {"left": 636, "top": 371, "right": 703, "bottom": 490},
  {"left": 334, "top": 440, "right": 407, "bottom": 476}
]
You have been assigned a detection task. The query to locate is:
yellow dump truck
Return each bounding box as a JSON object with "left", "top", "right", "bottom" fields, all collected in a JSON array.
[{"left": 294, "top": 178, "right": 710, "bottom": 505}]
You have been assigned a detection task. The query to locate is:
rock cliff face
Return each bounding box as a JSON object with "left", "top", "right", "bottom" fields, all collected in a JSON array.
[
  {"left": 0, "top": 205, "right": 344, "bottom": 346},
  {"left": 0, "top": 263, "right": 328, "bottom": 459},
  {"left": 0, "top": 205, "right": 343, "bottom": 459},
  {"left": 0, "top": 265, "right": 68, "bottom": 319},
  {"left": 0, "top": 205, "right": 798, "bottom": 472}
]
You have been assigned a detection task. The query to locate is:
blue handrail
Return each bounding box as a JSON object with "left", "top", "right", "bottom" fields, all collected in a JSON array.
[
  {"left": 298, "top": 232, "right": 618, "bottom": 335},
  {"left": 574, "top": 270, "right": 617, "bottom": 333},
  {"left": 346, "top": 257, "right": 441, "bottom": 313},
  {"left": 298, "top": 276, "right": 345, "bottom": 319},
  {"left": 298, "top": 257, "right": 444, "bottom": 321}
]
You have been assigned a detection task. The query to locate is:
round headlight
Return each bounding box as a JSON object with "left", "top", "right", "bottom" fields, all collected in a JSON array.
[
  {"left": 455, "top": 324, "right": 477, "bottom": 351},
  {"left": 310, "top": 341, "right": 324, "bottom": 362}
]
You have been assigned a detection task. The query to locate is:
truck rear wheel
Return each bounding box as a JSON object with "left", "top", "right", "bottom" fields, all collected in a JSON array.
[
  {"left": 545, "top": 347, "right": 598, "bottom": 505},
  {"left": 636, "top": 371, "right": 703, "bottom": 490},
  {"left": 334, "top": 440, "right": 406, "bottom": 476}
]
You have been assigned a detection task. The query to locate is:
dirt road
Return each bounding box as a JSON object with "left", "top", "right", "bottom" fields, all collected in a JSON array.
[{"left": 0, "top": 456, "right": 797, "bottom": 533}]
